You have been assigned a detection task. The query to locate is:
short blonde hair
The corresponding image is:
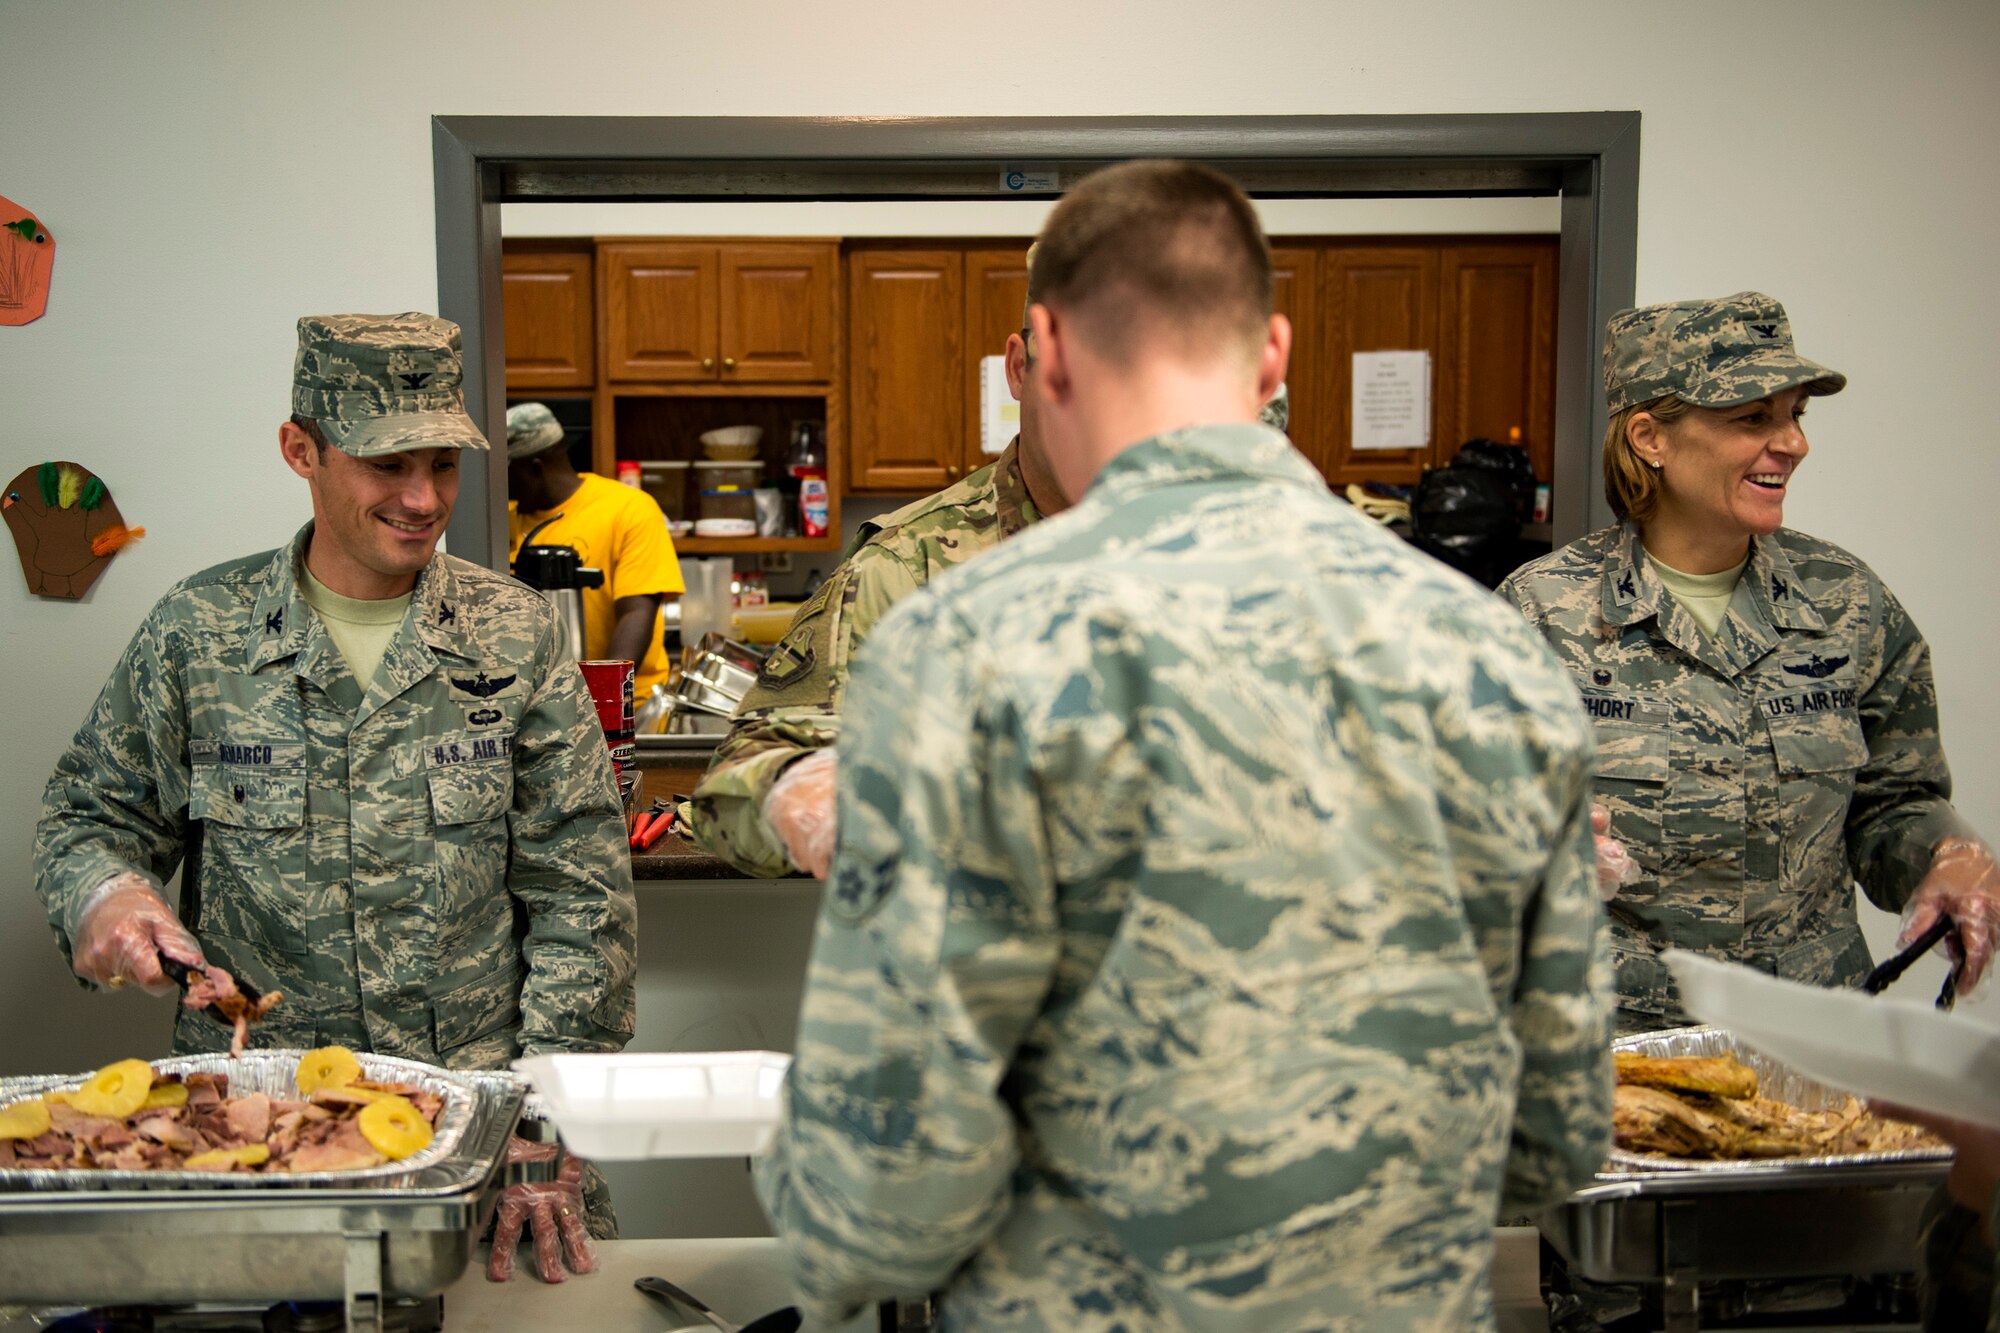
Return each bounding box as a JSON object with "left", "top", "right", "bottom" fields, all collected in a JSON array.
[{"left": 1603, "top": 395, "right": 1693, "bottom": 523}]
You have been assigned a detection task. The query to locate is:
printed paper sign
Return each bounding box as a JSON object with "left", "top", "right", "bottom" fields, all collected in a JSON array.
[
  {"left": 980, "top": 355, "right": 1018, "bottom": 455},
  {"left": 1351, "top": 350, "right": 1431, "bottom": 451}
]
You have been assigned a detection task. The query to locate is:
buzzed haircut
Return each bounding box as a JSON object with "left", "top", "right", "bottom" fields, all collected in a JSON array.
[{"left": 1029, "top": 159, "right": 1273, "bottom": 369}]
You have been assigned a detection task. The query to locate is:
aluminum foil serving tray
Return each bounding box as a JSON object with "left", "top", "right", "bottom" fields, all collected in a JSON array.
[
  {"left": 1606, "top": 1024, "right": 1952, "bottom": 1175},
  {"left": 0, "top": 1050, "right": 490, "bottom": 1191},
  {"left": 1540, "top": 1026, "right": 1951, "bottom": 1295},
  {"left": 0, "top": 1054, "right": 525, "bottom": 1316}
]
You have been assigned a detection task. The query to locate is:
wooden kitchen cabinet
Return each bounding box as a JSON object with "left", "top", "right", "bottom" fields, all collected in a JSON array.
[
  {"left": 1297, "top": 236, "right": 1557, "bottom": 487},
  {"left": 1318, "top": 245, "right": 1440, "bottom": 487},
  {"left": 1435, "top": 240, "right": 1557, "bottom": 480},
  {"left": 601, "top": 240, "right": 836, "bottom": 384},
  {"left": 718, "top": 244, "right": 837, "bottom": 383},
  {"left": 1267, "top": 246, "right": 1318, "bottom": 470},
  {"left": 846, "top": 248, "right": 965, "bottom": 492},
  {"left": 962, "top": 246, "right": 1031, "bottom": 470},
  {"left": 501, "top": 244, "right": 594, "bottom": 390}
]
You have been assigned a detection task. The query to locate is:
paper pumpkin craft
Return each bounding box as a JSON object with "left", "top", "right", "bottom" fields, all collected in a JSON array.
[
  {"left": 3, "top": 462, "right": 144, "bottom": 599},
  {"left": 0, "top": 196, "right": 53, "bottom": 327}
]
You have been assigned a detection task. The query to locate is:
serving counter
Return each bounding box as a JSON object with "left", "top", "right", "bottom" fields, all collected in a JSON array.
[{"left": 448, "top": 1232, "right": 1552, "bottom": 1332}]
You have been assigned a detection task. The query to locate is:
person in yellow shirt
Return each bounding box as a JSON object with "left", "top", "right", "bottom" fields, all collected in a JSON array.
[{"left": 506, "top": 403, "right": 684, "bottom": 697}]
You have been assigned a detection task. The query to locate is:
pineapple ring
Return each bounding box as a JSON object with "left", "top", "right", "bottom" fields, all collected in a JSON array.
[
  {"left": 356, "top": 1094, "right": 433, "bottom": 1160},
  {"left": 185, "top": 1143, "right": 271, "bottom": 1170},
  {"left": 0, "top": 1098, "right": 52, "bottom": 1140},
  {"left": 71, "top": 1059, "right": 156, "bottom": 1119},
  {"left": 295, "top": 1045, "right": 363, "bottom": 1095},
  {"left": 140, "top": 1081, "right": 190, "bottom": 1110}
]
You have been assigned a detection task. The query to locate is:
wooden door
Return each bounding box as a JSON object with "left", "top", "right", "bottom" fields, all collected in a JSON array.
[
  {"left": 962, "top": 247, "right": 1031, "bottom": 473},
  {"left": 1267, "top": 246, "right": 1318, "bottom": 469},
  {"left": 1320, "top": 246, "right": 1440, "bottom": 486},
  {"left": 1435, "top": 239, "right": 1558, "bottom": 480},
  {"left": 501, "top": 247, "right": 594, "bottom": 390},
  {"left": 601, "top": 243, "right": 717, "bottom": 382},
  {"left": 847, "top": 249, "right": 964, "bottom": 491},
  {"left": 718, "top": 243, "right": 836, "bottom": 383}
]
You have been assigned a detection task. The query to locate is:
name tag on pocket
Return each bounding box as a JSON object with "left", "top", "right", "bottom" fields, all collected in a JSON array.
[
  {"left": 1581, "top": 691, "right": 1669, "bottom": 727},
  {"left": 190, "top": 739, "right": 306, "bottom": 771}
]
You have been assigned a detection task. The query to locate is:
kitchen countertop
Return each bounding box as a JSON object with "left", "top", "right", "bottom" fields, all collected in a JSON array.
[{"left": 449, "top": 1231, "right": 1551, "bottom": 1331}]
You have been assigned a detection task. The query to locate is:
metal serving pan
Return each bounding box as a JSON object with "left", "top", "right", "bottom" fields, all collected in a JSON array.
[
  {"left": 0, "top": 1059, "right": 525, "bottom": 1328},
  {"left": 0, "top": 1050, "right": 481, "bottom": 1191},
  {"left": 1540, "top": 1027, "right": 1950, "bottom": 1292},
  {"left": 1606, "top": 1025, "right": 1952, "bottom": 1174}
]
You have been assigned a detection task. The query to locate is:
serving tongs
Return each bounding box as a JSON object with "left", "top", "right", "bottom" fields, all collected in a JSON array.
[
  {"left": 1861, "top": 913, "right": 1961, "bottom": 1010},
  {"left": 634, "top": 1275, "right": 801, "bottom": 1332},
  {"left": 157, "top": 955, "right": 268, "bottom": 1028}
]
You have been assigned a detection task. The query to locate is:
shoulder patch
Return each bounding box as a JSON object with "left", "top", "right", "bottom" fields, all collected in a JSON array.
[
  {"left": 825, "top": 855, "right": 898, "bottom": 924},
  {"left": 741, "top": 576, "right": 842, "bottom": 710}
]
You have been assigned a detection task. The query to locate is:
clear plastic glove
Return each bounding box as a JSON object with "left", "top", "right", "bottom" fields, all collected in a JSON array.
[
  {"left": 1898, "top": 835, "right": 2000, "bottom": 995},
  {"left": 762, "top": 749, "right": 838, "bottom": 879},
  {"left": 71, "top": 872, "right": 204, "bottom": 996},
  {"left": 1591, "top": 802, "right": 1641, "bottom": 902},
  {"left": 486, "top": 1139, "right": 596, "bottom": 1283}
]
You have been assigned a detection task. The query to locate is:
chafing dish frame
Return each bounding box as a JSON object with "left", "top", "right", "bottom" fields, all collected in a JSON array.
[
  {"left": 0, "top": 1069, "right": 525, "bottom": 1332},
  {"left": 1538, "top": 1026, "right": 1951, "bottom": 1332}
]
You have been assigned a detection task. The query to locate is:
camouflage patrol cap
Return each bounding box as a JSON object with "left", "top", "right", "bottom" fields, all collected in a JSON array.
[
  {"left": 1604, "top": 292, "right": 1846, "bottom": 413},
  {"left": 292, "top": 313, "right": 490, "bottom": 457},
  {"left": 505, "top": 402, "right": 566, "bottom": 461}
]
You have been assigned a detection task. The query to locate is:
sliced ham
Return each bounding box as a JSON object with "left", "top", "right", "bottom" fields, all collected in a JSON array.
[
  {"left": 133, "top": 1116, "right": 198, "bottom": 1153},
  {"left": 224, "top": 1092, "right": 272, "bottom": 1144}
]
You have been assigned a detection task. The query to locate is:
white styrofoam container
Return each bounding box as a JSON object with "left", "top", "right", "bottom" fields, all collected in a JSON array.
[
  {"left": 1666, "top": 948, "right": 2000, "bottom": 1131},
  {"left": 511, "top": 1050, "right": 791, "bottom": 1161}
]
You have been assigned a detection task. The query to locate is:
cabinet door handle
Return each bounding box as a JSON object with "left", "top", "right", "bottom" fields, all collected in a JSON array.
[
  {"left": 701, "top": 357, "right": 714, "bottom": 370},
  {"left": 722, "top": 356, "right": 737, "bottom": 371},
  {"left": 946, "top": 465, "right": 961, "bottom": 479}
]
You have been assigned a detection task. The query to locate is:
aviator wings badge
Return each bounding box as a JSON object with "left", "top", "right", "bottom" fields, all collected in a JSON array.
[{"left": 450, "top": 671, "right": 517, "bottom": 698}]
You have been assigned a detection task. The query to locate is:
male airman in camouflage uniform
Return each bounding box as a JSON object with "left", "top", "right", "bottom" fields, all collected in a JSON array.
[
  {"left": 754, "top": 161, "right": 1612, "bottom": 1332},
  {"left": 34, "top": 315, "right": 635, "bottom": 1253},
  {"left": 1499, "top": 293, "right": 1986, "bottom": 1034}
]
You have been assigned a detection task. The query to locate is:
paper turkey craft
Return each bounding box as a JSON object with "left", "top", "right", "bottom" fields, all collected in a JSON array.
[{"left": 3, "top": 462, "right": 144, "bottom": 599}]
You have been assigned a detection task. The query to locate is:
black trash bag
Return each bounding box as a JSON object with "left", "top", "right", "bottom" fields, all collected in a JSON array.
[
  {"left": 1410, "top": 463, "right": 1521, "bottom": 589},
  {"left": 1451, "top": 437, "right": 1538, "bottom": 524}
]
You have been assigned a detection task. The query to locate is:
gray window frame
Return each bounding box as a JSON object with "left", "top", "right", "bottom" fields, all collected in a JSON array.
[{"left": 433, "top": 113, "right": 1639, "bottom": 569}]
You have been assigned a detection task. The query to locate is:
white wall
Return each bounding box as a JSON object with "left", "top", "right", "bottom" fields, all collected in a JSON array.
[{"left": 3, "top": 0, "right": 1995, "bottom": 1085}]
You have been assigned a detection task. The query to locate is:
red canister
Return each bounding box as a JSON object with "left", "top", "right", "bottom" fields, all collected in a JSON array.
[{"left": 580, "top": 659, "right": 636, "bottom": 774}]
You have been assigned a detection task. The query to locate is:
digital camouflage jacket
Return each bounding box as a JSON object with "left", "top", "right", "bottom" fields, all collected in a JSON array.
[
  {"left": 755, "top": 424, "right": 1613, "bottom": 1331},
  {"left": 36, "top": 524, "right": 637, "bottom": 1068},
  {"left": 1500, "top": 522, "right": 1958, "bottom": 1031}
]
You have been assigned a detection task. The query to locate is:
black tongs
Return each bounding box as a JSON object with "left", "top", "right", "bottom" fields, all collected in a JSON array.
[
  {"left": 1861, "top": 914, "right": 1961, "bottom": 1011},
  {"left": 157, "top": 956, "right": 266, "bottom": 1029}
]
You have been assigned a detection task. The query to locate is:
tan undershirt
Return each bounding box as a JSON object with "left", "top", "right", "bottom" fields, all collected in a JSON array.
[
  {"left": 299, "top": 567, "right": 411, "bottom": 688},
  {"left": 1647, "top": 552, "right": 1747, "bottom": 639}
]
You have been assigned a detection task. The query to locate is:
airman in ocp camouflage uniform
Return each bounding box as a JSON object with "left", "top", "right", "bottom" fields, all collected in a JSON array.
[
  {"left": 683, "top": 291, "right": 1290, "bottom": 879},
  {"left": 683, "top": 437, "right": 1048, "bottom": 876},
  {"left": 34, "top": 316, "right": 636, "bottom": 1255},
  {"left": 1499, "top": 292, "right": 1982, "bottom": 1034},
  {"left": 754, "top": 423, "right": 1614, "bottom": 1332},
  {"left": 754, "top": 161, "right": 1611, "bottom": 1332}
]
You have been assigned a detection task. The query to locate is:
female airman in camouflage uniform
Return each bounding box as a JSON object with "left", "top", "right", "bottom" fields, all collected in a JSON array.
[{"left": 1501, "top": 292, "right": 1999, "bottom": 1035}]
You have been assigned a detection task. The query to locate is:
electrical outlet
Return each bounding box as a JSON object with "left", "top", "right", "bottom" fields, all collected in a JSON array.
[{"left": 758, "top": 551, "right": 794, "bottom": 574}]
